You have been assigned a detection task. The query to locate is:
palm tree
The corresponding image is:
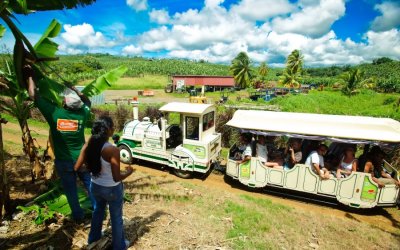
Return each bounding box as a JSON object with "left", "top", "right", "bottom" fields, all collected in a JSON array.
[
  {"left": 259, "top": 62, "right": 268, "bottom": 77},
  {"left": 340, "top": 68, "right": 375, "bottom": 96},
  {"left": 280, "top": 70, "right": 302, "bottom": 88},
  {"left": 287, "top": 49, "right": 303, "bottom": 75},
  {"left": 280, "top": 50, "right": 303, "bottom": 88},
  {"left": 230, "top": 52, "right": 254, "bottom": 89}
]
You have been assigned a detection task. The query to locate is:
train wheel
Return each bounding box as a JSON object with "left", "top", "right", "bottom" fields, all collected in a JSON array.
[
  {"left": 173, "top": 169, "right": 193, "bottom": 179},
  {"left": 119, "top": 145, "right": 133, "bottom": 164}
]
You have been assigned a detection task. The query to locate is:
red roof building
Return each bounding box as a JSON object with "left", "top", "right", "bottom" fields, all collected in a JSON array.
[{"left": 172, "top": 75, "right": 235, "bottom": 91}]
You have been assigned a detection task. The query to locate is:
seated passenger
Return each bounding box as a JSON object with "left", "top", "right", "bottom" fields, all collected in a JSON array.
[
  {"left": 364, "top": 146, "right": 400, "bottom": 188},
  {"left": 256, "top": 136, "right": 282, "bottom": 169},
  {"left": 284, "top": 139, "right": 302, "bottom": 170},
  {"left": 305, "top": 144, "right": 330, "bottom": 180},
  {"left": 236, "top": 133, "right": 252, "bottom": 164},
  {"left": 336, "top": 147, "right": 358, "bottom": 179},
  {"left": 265, "top": 136, "right": 278, "bottom": 156},
  {"left": 230, "top": 133, "right": 247, "bottom": 160}
]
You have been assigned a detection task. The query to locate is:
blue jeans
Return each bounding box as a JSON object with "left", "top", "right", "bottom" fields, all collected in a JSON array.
[
  {"left": 54, "top": 159, "right": 94, "bottom": 220},
  {"left": 89, "top": 182, "right": 126, "bottom": 250}
]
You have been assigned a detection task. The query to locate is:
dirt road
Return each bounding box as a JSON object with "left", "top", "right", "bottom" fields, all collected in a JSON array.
[
  {"left": 2, "top": 121, "right": 400, "bottom": 236},
  {"left": 104, "top": 90, "right": 192, "bottom": 104},
  {"left": 126, "top": 162, "right": 400, "bottom": 235}
]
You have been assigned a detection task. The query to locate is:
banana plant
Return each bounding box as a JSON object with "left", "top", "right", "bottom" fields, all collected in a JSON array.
[{"left": 0, "top": 1, "right": 127, "bottom": 184}]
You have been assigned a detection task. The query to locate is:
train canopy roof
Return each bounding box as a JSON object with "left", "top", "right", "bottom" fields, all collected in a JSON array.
[
  {"left": 226, "top": 110, "right": 400, "bottom": 143},
  {"left": 159, "top": 102, "right": 214, "bottom": 115}
]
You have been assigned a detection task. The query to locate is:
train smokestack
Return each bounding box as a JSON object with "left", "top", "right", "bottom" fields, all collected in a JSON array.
[{"left": 131, "top": 96, "right": 139, "bottom": 120}]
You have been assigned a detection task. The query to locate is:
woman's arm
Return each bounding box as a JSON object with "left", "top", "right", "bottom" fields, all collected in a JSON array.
[
  {"left": 336, "top": 168, "right": 342, "bottom": 178},
  {"left": 365, "top": 162, "right": 385, "bottom": 188},
  {"left": 74, "top": 142, "right": 88, "bottom": 171},
  {"left": 380, "top": 170, "right": 392, "bottom": 179},
  {"left": 351, "top": 159, "right": 358, "bottom": 173},
  {"left": 237, "top": 155, "right": 251, "bottom": 164},
  {"left": 109, "top": 147, "right": 133, "bottom": 182}
]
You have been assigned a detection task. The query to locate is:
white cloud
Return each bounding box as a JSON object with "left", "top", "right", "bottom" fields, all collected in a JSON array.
[
  {"left": 61, "top": 23, "right": 116, "bottom": 48},
  {"left": 149, "top": 9, "right": 170, "bottom": 24},
  {"left": 122, "top": 45, "right": 142, "bottom": 55},
  {"left": 139, "top": 5, "right": 254, "bottom": 52},
  {"left": 205, "top": 0, "right": 224, "bottom": 8},
  {"left": 271, "top": 0, "right": 345, "bottom": 37},
  {"left": 58, "top": 44, "right": 84, "bottom": 55},
  {"left": 126, "top": 0, "right": 147, "bottom": 11},
  {"left": 362, "top": 29, "right": 400, "bottom": 60},
  {"left": 120, "top": 0, "right": 400, "bottom": 66},
  {"left": 58, "top": 23, "right": 122, "bottom": 54},
  {"left": 231, "top": 0, "right": 294, "bottom": 21},
  {"left": 45, "top": 0, "right": 400, "bottom": 66},
  {"left": 371, "top": 1, "right": 400, "bottom": 32}
]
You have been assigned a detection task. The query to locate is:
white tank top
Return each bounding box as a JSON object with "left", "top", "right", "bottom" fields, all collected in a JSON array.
[
  {"left": 340, "top": 158, "right": 354, "bottom": 172},
  {"left": 91, "top": 142, "right": 121, "bottom": 187}
]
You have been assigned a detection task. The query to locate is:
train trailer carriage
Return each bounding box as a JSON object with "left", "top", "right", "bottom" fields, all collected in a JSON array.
[
  {"left": 117, "top": 101, "right": 222, "bottom": 178},
  {"left": 225, "top": 110, "right": 400, "bottom": 209}
]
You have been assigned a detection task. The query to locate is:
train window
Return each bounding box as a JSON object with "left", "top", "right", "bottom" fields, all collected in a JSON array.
[
  {"left": 202, "top": 111, "right": 215, "bottom": 132},
  {"left": 186, "top": 116, "right": 199, "bottom": 140}
]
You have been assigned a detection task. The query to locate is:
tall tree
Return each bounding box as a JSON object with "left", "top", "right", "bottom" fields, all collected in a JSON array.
[
  {"left": 230, "top": 52, "right": 254, "bottom": 89},
  {"left": 280, "top": 49, "right": 303, "bottom": 88},
  {"left": 258, "top": 62, "right": 268, "bottom": 77}
]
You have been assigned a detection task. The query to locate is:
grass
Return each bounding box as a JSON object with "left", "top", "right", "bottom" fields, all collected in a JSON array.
[
  {"left": 269, "top": 89, "right": 400, "bottom": 120},
  {"left": 221, "top": 195, "right": 295, "bottom": 249},
  {"left": 1, "top": 113, "right": 50, "bottom": 131},
  {"left": 224, "top": 200, "right": 272, "bottom": 249},
  {"left": 80, "top": 75, "right": 168, "bottom": 90}
]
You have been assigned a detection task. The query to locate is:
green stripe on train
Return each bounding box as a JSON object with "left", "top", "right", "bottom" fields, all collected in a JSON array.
[{"left": 133, "top": 151, "right": 207, "bottom": 170}]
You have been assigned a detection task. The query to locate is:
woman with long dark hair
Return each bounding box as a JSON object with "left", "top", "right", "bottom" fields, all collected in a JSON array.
[
  {"left": 74, "top": 116, "right": 133, "bottom": 250},
  {"left": 364, "top": 146, "right": 399, "bottom": 188}
]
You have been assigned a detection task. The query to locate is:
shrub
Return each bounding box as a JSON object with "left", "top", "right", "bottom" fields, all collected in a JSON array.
[
  {"left": 115, "top": 105, "right": 131, "bottom": 131},
  {"left": 216, "top": 107, "right": 238, "bottom": 147}
]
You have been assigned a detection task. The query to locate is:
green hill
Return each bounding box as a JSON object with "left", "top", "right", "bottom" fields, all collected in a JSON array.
[{"left": 0, "top": 54, "right": 399, "bottom": 92}]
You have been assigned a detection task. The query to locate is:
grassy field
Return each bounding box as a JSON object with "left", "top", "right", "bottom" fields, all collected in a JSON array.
[
  {"left": 80, "top": 75, "right": 168, "bottom": 90},
  {"left": 240, "top": 89, "right": 400, "bottom": 120}
]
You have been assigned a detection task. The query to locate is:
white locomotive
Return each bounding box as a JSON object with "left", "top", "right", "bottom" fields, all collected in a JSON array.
[{"left": 117, "top": 101, "right": 222, "bottom": 178}]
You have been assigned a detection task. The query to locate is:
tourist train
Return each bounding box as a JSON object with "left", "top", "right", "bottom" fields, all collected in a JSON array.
[{"left": 117, "top": 101, "right": 400, "bottom": 209}]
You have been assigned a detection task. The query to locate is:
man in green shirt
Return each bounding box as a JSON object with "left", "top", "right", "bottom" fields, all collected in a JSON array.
[{"left": 26, "top": 66, "right": 93, "bottom": 221}]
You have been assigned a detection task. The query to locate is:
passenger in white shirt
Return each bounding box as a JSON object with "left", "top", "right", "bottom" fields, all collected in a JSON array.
[
  {"left": 305, "top": 144, "right": 330, "bottom": 179},
  {"left": 236, "top": 134, "right": 252, "bottom": 164},
  {"left": 256, "top": 136, "right": 282, "bottom": 169}
]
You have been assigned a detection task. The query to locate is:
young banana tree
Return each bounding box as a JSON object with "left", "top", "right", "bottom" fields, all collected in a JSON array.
[
  {"left": 0, "top": 27, "right": 10, "bottom": 219},
  {"left": 0, "top": 1, "right": 127, "bottom": 182}
]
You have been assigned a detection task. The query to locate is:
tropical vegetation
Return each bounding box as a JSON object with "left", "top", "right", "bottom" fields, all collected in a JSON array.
[
  {"left": 230, "top": 52, "right": 254, "bottom": 89},
  {"left": 280, "top": 49, "right": 303, "bottom": 88},
  {"left": 0, "top": 0, "right": 127, "bottom": 218}
]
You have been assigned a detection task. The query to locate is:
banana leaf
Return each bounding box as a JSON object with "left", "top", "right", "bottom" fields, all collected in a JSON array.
[
  {"left": 82, "top": 65, "right": 127, "bottom": 97},
  {"left": 34, "top": 19, "right": 61, "bottom": 59},
  {"left": 36, "top": 75, "right": 66, "bottom": 106},
  {"left": 8, "top": 0, "right": 97, "bottom": 13},
  {"left": 0, "top": 24, "right": 5, "bottom": 38},
  {"left": 17, "top": 204, "right": 56, "bottom": 225}
]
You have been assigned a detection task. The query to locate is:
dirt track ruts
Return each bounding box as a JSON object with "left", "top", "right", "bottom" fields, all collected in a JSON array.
[{"left": 123, "top": 161, "right": 400, "bottom": 236}]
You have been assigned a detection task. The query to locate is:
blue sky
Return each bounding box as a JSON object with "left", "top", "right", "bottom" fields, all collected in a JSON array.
[{"left": 1, "top": 0, "right": 400, "bottom": 66}]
